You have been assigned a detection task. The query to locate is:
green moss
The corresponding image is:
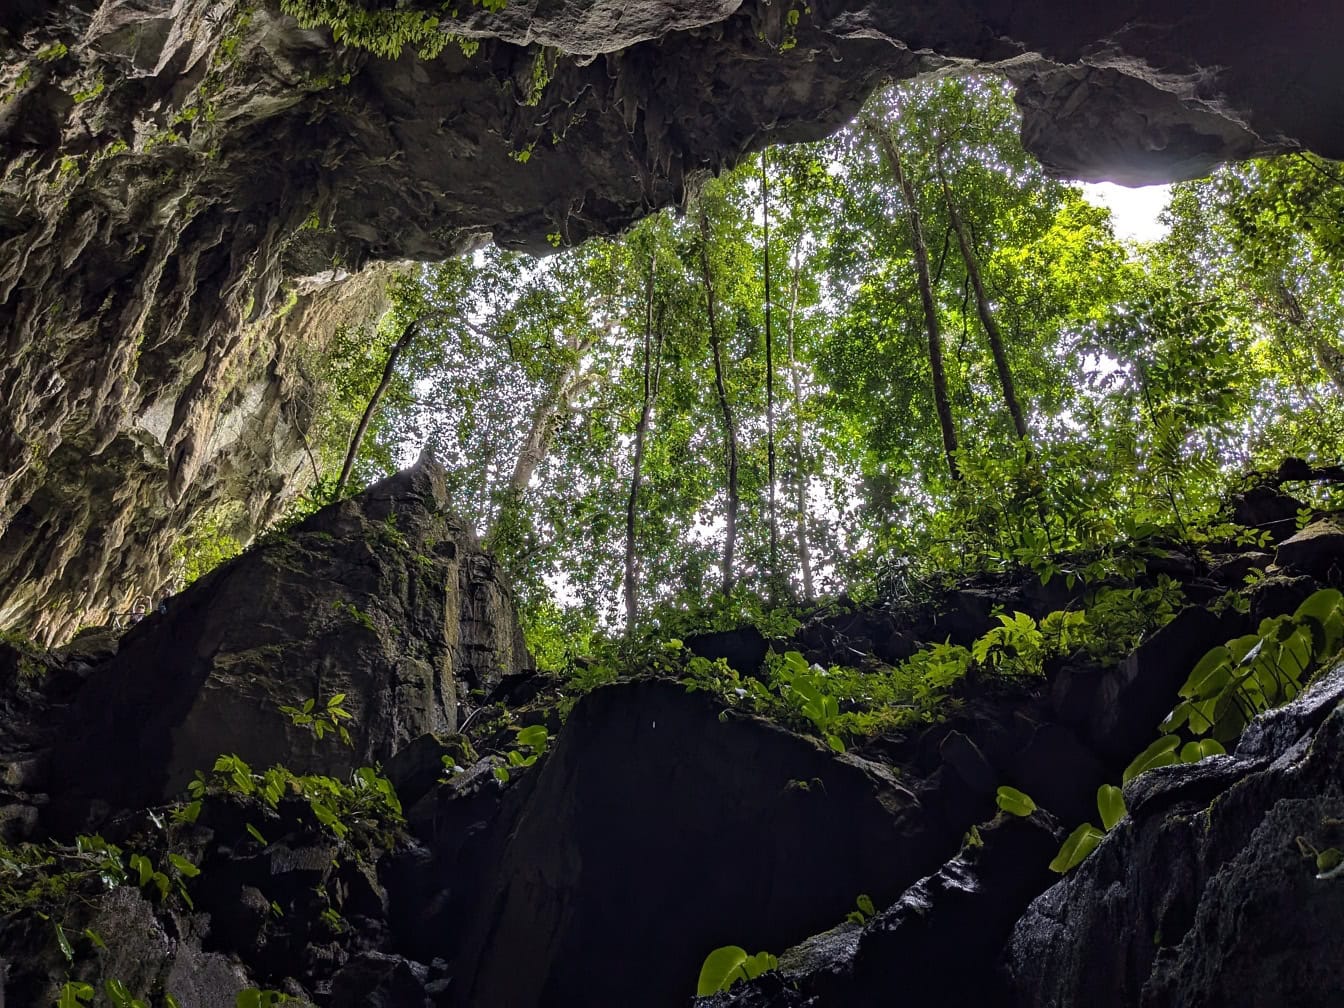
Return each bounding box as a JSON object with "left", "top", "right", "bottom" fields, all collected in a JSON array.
[{"left": 71, "top": 79, "right": 104, "bottom": 103}]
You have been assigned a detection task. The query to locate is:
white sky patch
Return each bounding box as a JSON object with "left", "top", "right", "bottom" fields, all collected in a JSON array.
[{"left": 1081, "top": 182, "right": 1173, "bottom": 244}]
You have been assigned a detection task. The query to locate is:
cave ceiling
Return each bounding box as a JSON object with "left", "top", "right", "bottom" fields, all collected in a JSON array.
[{"left": 0, "top": 0, "right": 1340, "bottom": 638}]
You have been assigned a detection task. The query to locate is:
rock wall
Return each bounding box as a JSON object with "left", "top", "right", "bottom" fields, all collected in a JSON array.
[
  {"left": 44, "top": 451, "right": 531, "bottom": 826},
  {"left": 2, "top": 0, "right": 1341, "bottom": 637}
]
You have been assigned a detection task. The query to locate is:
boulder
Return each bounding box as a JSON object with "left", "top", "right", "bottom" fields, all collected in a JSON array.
[
  {"left": 1273, "top": 519, "right": 1344, "bottom": 579},
  {"left": 46, "top": 454, "right": 530, "bottom": 822},
  {"left": 1007, "top": 659, "right": 1344, "bottom": 1008},
  {"left": 435, "top": 679, "right": 954, "bottom": 1008}
]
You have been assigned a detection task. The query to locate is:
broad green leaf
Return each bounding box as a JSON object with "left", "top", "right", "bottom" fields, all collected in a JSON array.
[
  {"left": 995, "top": 786, "right": 1037, "bottom": 817},
  {"left": 1121, "top": 735, "right": 1180, "bottom": 785},
  {"left": 168, "top": 853, "right": 200, "bottom": 878},
  {"left": 1049, "top": 823, "right": 1105, "bottom": 873},
  {"left": 55, "top": 921, "right": 74, "bottom": 962},
  {"left": 1293, "top": 588, "right": 1343, "bottom": 626},
  {"left": 696, "top": 945, "right": 749, "bottom": 996},
  {"left": 1096, "top": 784, "right": 1126, "bottom": 831},
  {"left": 517, "top": 725, "right": 549, "bottom": 751},
  {"left": 1179, "top": 739, "right": 1226, "bottom": 763}
]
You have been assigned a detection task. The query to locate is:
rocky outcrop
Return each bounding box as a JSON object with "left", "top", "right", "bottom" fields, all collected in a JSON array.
[
  {"left": 3, "top": 0, "right": 1343, "bottom": 636},
  {"left": 43, "top": 452, "right": 529, "bottom": 827},
  {"left": 1007, "top": 658, "right": 1344, "bottom": 1008}
]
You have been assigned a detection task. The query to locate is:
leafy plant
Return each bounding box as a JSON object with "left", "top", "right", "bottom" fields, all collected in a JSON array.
[
  {"left": 279, "top": 692, "right": 354, "bottom": 746},
  {"left": 845, "top": 893, "right": 876, "bottom": 925},
  {"left": 1161, "top": 589, "right": 1344, "bottom": 744},
  {"left": 696, "top": 946, "right": 778, "bottom": 996},
  {"left": 493, "top": 724, "right": 550, "bottom": 783},
  {"left": 995, "top": 786, "right": 1037, "bottom": 817}
]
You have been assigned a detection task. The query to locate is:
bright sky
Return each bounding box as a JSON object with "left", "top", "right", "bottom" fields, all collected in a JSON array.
[{"left": 1081, "top": 182, "right": 1172, "bottom": 244}]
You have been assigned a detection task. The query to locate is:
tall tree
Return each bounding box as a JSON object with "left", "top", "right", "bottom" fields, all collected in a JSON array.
[
  {"left": 697, "top": 200, "right": 741, "bottom": 595},
  {"left": 865, "top": 109, "right": 961, "bottom": 480},
  {"left": 624, "top": 248, "right": 665, "bottom": 632}
]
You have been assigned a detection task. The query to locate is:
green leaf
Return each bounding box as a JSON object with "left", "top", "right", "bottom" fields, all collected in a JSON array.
[
  {"left": 825, "top": 733, "right": 846, "bottom": 753},
  {"left": 55, "top": 921, "right": 74, "bottom": 962},
  {"left": 1096, "top": 784, "right": 1126, "bottom": 831},
  {"left": 168, "top": 853, "right": 200, "bottom": 878},
  {"left": 995, "top": 785, "right": 1037, "bottom": 817},
  {"left": 493, "top": 766, "right": 510, "bottom": 784},
  {"left": 856, "top": 893, "right": 875, "bottom": 917},
  {"left": 1121, "top": 735, "right": 1180, "bottom": 785},
  {"left": 1293, "top": 588, "right": 1342, "bottom": 626},
  {"left": 697, "top": 945, "right": 749, "bottom": 996},
  {"left": 83, "top": 927, "right": 106, "bottom": 950},
  {"left": 245, "top": 823, "right": 267, "bottom": 845},
  {"left": 1179, "top": 646, "right": 1231, "bottom": 699},
  {"left": 517, "top": 724, "right": 549, "bottom": 751},
  {"left": 1179, "top": 739, "right": 1226, "bottom": 763},
  {"left": 1049, "top": 823, "right": 1105, "bottom": 873}
]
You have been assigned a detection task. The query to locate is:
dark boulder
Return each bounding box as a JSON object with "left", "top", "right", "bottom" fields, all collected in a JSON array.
[
  {"left": 1274, "top": 519, "right": 1344, "bottom": 579},
  {"left": 432, "top": 679, "right": 953, "bottom": 1008},
  {"left": 46, "top": 454, "right": 529, "bottom": 823},
  {"left": 1007, "top": 659, "right": 1344, "bottom": 1008}
]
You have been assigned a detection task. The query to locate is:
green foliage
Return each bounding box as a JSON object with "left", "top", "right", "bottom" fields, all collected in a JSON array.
[
  {"left": 995, "top": 786, "right": 1037, "bottom": 817},
  {"left": 696, "top": 946, "right": 778, "bottom": 996},
  {"left": 1049, "top": 823, "right": 1105, "bottom": 874},
  {"left": 279, "top": 692, "right": 354, "bottom": 746},
  {"left": 844, "top": 893, "right": 876, "bottom": 925},
  {"left": 188, "top": 754, "right": 403, "bottom": 841},
  {"left": 1162, "top": 589, "right": 1344, "bottom": 744},
  {"left": 236, "top": 991, "right": 294, "bottom": 1008},
  {"left": 492, "top": 724, "right": 550, "bottom": 783},
  {"left": 279, "top": 0, "right": 504, "bottom": 59}
]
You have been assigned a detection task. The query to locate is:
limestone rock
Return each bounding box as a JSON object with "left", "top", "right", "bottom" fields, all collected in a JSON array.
[
  {"left": 416, "top": 678, "right": 952, "bottom": 1008},
  {"left": 1007, "top": 659, "right": 1344, "bottom": 1008},
  {"left": 46, "top": 452, "right": 530, "bottom": 822},
  {"left": 1274, "top": 519, "right": 1344, "bottom": 578}
]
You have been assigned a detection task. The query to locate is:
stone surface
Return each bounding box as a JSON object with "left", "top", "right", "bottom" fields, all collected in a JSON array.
[
  {"left": 1274, "top": 519, "right": 1344, "bottom": 578},
  {"left": 1007, "top": 659, "right": 1344, "bottom": 1008},
  {"left": 45, "top": 453, "right": 530, "bottom": 822},
  {"left": 431, "top": 678, "right": 952, "bottom": 1008},
  {"left": 3, "top": 0, "right": 1343, "bottom": 636},
  {"left": 703, "top": 812, "right": 1061, "bottom": 1007}
]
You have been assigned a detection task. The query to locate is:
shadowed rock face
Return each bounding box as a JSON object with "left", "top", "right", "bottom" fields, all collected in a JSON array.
[
  {"left": 2, "top": 0, "right": 1342, "bottom": 635},
  {"left": 1007, "top": 660, "right": 1344, "bottom": 1008},
  {"left": 44, "top": 452, "right": 530, "bottom": 826}
]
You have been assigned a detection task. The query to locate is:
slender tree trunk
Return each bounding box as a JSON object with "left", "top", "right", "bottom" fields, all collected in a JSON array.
[
  {"left": 867, "top": 114, "right": 960, "bottom": 480},
  {"left": 937, "top": 157, "right": 1029, "bottom": 440},
  {"left": 698, "top": 203, "right": 740, "bottom": 595},
  {"left": 333, "top": 318, "right": 419, "bottom": 499},
  {"left": 1272, "top": 278, "right": 1344, "bottom": 392},
  {"left": 785, "top": 246, "right": 815, "bottom": 602},
  {"left": 761, "top": 149, "right": 780, "bottom": 598},
  {"left": 625, "top": 250, "right": 664, "bottom": 633}
]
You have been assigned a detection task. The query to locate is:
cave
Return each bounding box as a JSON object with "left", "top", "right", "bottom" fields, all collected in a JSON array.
[{"left": 2, "top": 2, "right": 1344, "bottom": 1006}]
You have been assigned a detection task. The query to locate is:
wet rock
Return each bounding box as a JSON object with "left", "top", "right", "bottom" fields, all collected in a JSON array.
[
  {"left": 1274, "top": 520, "right": 1344, "bottom": 579},
  {"left": 687, "top": 626, "right": 771, "bottom": 675},
  {"left": 703, "top": 812, "right": 1061, "bottom": 1007},
  {"left": 1007, "top": 660, "right": 1344, "bottom": 1008},
  {"left": 1206, "top": 551, "right": 1273, "bottom": 585},
  {"left": 441, "top": 679, "right": 950, "bottom": 1008},
  {"left": 1231, "top": 485, "right": 1304, "bottom": 542},
  {"left": 329, "top": 951, "right": 433, "bottom": 1008},
  {"left": 46, "top": 454, "right": 530, "bottom": 822},
  {"left": 1249, "top": 573, "right": 1321, "bottom": 623},
  {"left": 1073, "top": 607, "right": 1245, "bottom": 767}
]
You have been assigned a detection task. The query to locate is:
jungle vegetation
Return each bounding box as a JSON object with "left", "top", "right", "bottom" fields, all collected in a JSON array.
[{"left": 227, "top": 75, "right": 1344, "bottom": 658}]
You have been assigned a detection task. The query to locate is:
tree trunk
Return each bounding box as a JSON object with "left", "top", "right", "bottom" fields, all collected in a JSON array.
[
  {"left": 333, "top": 318, "right": 419, "bottom": 499},
  {"left": 762, "top": 149, "right": 780, "bottom": 599},
  {"left": 625, "top": 250, "right": 664, "bottom": 633},
  {"left": 785, "top": 246, "right": 814, "bottom": 602},
  {"left": 867, "top": 114, "right": 960, "bottom": 480},
  {"left": 698, "top": 202, "right": 740, "bottom": 596},
  {"left": 938, "top": 156, "right": 1029, "bottom": 439}
]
